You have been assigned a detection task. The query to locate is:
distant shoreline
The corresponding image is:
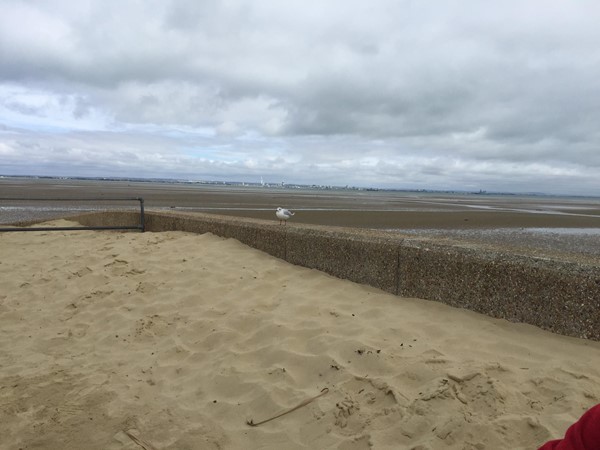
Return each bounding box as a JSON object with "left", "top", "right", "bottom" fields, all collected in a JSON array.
[{"left": 2, "top": 174, "right": 598, "bottom": 199}]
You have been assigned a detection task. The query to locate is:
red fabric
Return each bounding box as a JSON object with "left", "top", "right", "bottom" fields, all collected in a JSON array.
[{"left": 538, "top": 404, "right": 600, "bottom": 450}]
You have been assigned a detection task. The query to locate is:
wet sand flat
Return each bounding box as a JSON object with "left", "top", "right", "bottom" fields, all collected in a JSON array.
[
  {"left": 2, "top": 178, "right": 600, "bottom": 262},
  {"left": 2, "top": 178, "right": 600, "bottom": 229}
]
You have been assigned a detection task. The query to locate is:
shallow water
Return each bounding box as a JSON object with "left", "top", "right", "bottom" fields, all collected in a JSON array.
[{"left": 524, "top": 227, "right": 600, "bottom": 235}]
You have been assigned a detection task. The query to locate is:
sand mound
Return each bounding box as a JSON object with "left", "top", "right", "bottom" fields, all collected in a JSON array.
[{"left": 1, "top": 220, "right": 599, "bottom": 449}]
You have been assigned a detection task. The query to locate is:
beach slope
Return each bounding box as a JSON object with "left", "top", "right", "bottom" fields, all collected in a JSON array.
[{"left": 1, "top": 221, "right": 599, "bottom": 449}]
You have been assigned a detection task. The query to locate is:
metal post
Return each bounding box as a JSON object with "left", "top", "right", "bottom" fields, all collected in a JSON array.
[{"left": 139, "top": 197, "right": 145, "bottom": 232}]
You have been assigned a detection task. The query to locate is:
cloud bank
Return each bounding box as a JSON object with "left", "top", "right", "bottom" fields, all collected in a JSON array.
[{"left": 1, "top": 0, "right": 600, "bottom": 194}]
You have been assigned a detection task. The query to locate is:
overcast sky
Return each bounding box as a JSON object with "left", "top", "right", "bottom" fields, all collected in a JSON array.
[{"left": 1, "top": 0, "right": 599, "bottom": 195}]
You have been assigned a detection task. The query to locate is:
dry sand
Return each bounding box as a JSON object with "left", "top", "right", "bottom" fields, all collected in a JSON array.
[{"left": 1, "top": 220, "right": 599, "bottom": 450}]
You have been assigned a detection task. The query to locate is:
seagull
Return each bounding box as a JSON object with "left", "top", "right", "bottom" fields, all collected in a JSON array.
[{"left": 276, "top": 207, "right": 295, "bottom": 225}]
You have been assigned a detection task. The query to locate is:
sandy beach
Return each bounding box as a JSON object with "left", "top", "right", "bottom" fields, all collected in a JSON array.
[{"left": 1, "top": 220, "right": 599, "bottom": 449}]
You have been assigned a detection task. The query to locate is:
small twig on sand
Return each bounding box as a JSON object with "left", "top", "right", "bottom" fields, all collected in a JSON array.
[
  {"left": 246, "top": 387, "right": 330, "bottom": 427},
  {"left": 124, "top": 429, "right": 158, "bottom": 450}
]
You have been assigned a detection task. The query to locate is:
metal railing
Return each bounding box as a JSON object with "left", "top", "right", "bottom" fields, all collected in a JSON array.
[{"left": 0, "top": 197, "right": 145, "bottom": 232}]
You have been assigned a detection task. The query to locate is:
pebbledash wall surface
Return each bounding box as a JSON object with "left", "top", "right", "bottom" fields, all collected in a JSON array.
[{"left": 70, "top": 210, "right": 600, "bottom": 341}]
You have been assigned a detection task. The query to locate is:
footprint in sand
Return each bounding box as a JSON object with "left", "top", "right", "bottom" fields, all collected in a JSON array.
[
  {"left": 69, "top": 267, "right": 93, "bottom": 279},
  {"left": 135, "top": 281, "right": 159, "bottom": 294},
  {"left": 133, "top": 315, "right": 172, "bottom": 339},
  {"left": 104, "top": 259, "right": 145, "bottom": 277},
  {"left": 333, "top": 377, "right": 403, "bottom": 434},
  {"left": 104, "top": 259, "right": 129, "bottom": 276},
  {"left": 67, "top": 323, "right": 89, "bottom": 338},
  {"left": 449, "top": 373, "right": 507, "bottom": 417},
  {"left": 335, "top": 398, "right": 359, "bottom": 428}
]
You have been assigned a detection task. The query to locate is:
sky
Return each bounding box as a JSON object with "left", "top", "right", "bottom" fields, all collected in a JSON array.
[{"left": 1, "top": 0, "right": 599, "bottom": 195}]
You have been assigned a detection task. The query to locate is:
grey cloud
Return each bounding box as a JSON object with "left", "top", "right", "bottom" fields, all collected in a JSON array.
[{"left": 1, "top": 0, "right": 599, "bottom": 194}]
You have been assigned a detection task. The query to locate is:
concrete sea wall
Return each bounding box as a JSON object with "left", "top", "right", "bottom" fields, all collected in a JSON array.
[{"left": 71, "top": 210, "right": 600, "bottom": 341}]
